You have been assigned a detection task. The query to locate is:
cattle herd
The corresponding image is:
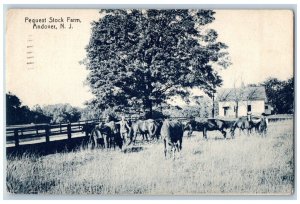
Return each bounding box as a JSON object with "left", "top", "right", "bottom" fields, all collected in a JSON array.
[{"left": 82, "top": 115, "right": 269, "bottom": 159}]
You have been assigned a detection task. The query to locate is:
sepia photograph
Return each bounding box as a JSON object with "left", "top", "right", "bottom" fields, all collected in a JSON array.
[{"left": 4, "top": 8, "right": 294, "bottom": 196}]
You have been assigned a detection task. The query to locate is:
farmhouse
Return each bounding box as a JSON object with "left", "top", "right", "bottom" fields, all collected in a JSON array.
[{"left": 216, "top": 86, "right": 273, "bottom": 117}]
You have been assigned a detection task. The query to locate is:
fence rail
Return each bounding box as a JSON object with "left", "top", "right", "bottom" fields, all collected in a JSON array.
[
  {"left": 6, "top": 120, "right": 100, "bottom": 148},
  {"left": 6, "top": 114, "right": 293, "bottom": 148}
]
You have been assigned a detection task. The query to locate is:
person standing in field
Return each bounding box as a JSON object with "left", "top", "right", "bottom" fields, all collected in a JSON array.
[{"left": 119, "top": 115, "right": 131, "bottom": 144}]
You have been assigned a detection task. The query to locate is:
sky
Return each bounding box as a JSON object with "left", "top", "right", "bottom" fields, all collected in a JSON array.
[{"left": 6, "top": 9, "right": 294, "bottom": 108}]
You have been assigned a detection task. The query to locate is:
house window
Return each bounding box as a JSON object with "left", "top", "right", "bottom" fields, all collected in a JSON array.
[
  {"left": 265, "top": 105, "right": 268, "bottom": 110},
  {"left": 223, "top": 107, "right": 229, "bottom": 116},
  {"left": 247, "top": 105, "right": 252, "bottom": 112}
]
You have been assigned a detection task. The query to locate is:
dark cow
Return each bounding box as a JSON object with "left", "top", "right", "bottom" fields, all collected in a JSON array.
[
  {"left": 89, "top": 124, "right": 105, "bottom": 149},
  {"left": 188, "top": 119, "right": 235, "bottom": 139},
  {"left": 153, "top": 119, "right": 164, "bottom": 140},
  {"left": 101, "top": 121, "right": 123, "bottom": 150},
  {"left": 258, "top": 116, "right": 268, "bottom": 136},
  {"left": 160, "top": 119, "right": 184, "bottom": 159},
  {"left": 81, "top": 122, "right": 101, "bottom": 148},
  {"left": 128, "top": 119, "right": 160, "bottom": 145},
  {"left": 81, "top": 122, "right": 106, "bottom": 149},
  {"left": 81, "top": 122, "right": 97, "bottom": 137},
  {"left": 182, "top": 119, "right": 197, "bottom": 137},
  {"left": 204, "top": 119, "right": 235, "bottom": 139}
]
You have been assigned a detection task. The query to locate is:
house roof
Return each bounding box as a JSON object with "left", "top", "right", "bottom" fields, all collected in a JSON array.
[{"left": 217, "top": 86, "right": 267, "bottom": 102}]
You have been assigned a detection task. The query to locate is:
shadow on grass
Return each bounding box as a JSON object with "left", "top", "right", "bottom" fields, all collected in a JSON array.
[
  {"left": 6, "top": 137, "right": 90, "bottom": 157},
  {"left": 123, "top": 146, "right": 144, "bottom": 154},
  {"left": 193, "top": 150, "right": 203, "bottom": 155}
]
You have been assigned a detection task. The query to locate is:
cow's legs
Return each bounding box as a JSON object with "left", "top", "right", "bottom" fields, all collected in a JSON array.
[
  {"left": 172, "top": 144, "right": 176, "bottom": 160},
  {"left": 178, "top": 137, "right": 182, "bottom": 151},
  {"left": 246, "top": 128, "right": 250, "bottom": 136},
  {"left": 230, "top": 127, "right": 235, "bottom": 138},
  {"left": 186, "top": 123, "right": 193, "bottom": 138},
  {"left": 113, "top": 136, "right": 116, "bottom": 150},
  {"left": 133, "top": 132, "right": 139, "bottom": 144},
  {"left": 93, "top": 136, "right": 98, "bottom": 148},
  {"left": 89, "top": 131, "right": 95, "bottom": 149},
  {"left": 89, "top": 130, "right": 98, "bottom": 149},
  {"left": 221, "top": 129, "right": 227, "bottom": 139},
  {"left": 203, "top": 128, "right": 208, "bottom": 139},
  {"left": 128, "top": 131, "right": 138, "bottom": 145},
  {"left": 188, "top": 130, "right": 193, "bottom": 138},
  {"left": 144, "top": 132, "right": 149, "bottom": 141},
  {"left": 127, "top": 132, "right": 134, "bottom": 145},
  {"left": 163, "top": 139, "right": 167, "bottom": 158},
  {"left": 92, "top": 130, "right": 99, "bottom": 149},
  {"left": 104, "top": 135, "right": 109, "bottom": 149}
]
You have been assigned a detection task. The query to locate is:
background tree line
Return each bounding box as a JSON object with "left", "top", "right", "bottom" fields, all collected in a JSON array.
[
  {"left": 6, "top": 74, "right": 293, "bottom": 126},
  {"left": 6, "top": 92, "right": 81, "bottom": 125},
  {"left": 260, "top": 77, "right": 294, "bottom": 114}
]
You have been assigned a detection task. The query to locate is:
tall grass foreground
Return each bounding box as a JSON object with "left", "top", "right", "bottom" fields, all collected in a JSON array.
[{"left": 6, "top": 120, "right": 294, "bottom": 195}]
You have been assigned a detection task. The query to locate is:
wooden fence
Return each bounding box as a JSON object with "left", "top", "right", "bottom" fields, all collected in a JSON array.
[
  {"left": 6, "top": 115, "right": 293, "bottom": 148},
  {"left": 6, "top": 120, "right": 101, "bottom": 148}
]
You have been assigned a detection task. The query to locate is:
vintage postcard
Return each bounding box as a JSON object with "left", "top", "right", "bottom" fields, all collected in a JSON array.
[{"left": 5, "top": 9, "right": 294, "bottom": 195}]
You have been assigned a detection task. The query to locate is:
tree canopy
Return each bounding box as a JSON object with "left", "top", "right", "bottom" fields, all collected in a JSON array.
[
  {"left": 261, "top": 77, "right": 294, "bottom": 114},
  {"left": 36, "top": 104, "right": 82, "bottom": 124},
  {"left": 6, "top": 93, "right": 51, "bottom": 125},
  {"left": 83, "top": 9, "right": 230, "bottom": 117},
  {"left": 163, "top": 95, "right": 212, "bottom": 118},
  {"left": 6, "top": 92, "right": 82, "bottom": 125}
]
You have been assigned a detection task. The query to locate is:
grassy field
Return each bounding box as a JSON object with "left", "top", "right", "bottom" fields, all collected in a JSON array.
[{"left": 6, "top": 120, "right": 294, "bottom": 195}]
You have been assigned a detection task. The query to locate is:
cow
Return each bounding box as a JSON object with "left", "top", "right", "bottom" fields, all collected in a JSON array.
[
  {"left": 230, "top": 116, "right": 254, "bottom": 136},
  {"left": 258, "top": 116, "right": 268, "bottom": 136},
  {"left": 85, "top": 121, "right": 123, "bottom": 150},
  {"left": 182, "top": 119, "right": 197, "bottom": 137},
  {"left": 251, "top": 115, "right": 268, "bottom": 136},
  {"left": 128, "top": 119, "right": 160, "bottom": 145},
  {"left": 204, "top": 119, "right": 235, "bottom": 139},
  {"left": 89, "top": 124, "right": 105, "bottom": 149},
  {"left": 81, "top": 122, "right": 101, "bottom": 149},
  {"left": 81, "top": 122, "right": 97, "bottom": 137},
  {"left": 186, "top": 119, "right": 235, "bottom": 139},
  {"left": 100, "top": 121, "right": 123, "bottom": 150},
  {"left": 160, "top": 119, "right": 184, "bottom": 159}
]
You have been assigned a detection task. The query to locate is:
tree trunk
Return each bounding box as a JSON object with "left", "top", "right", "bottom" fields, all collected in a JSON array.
[
  {"left": 145, "top": 74, "right": 153, "bottom": 119},
  {"left": 146, "top": 99, "right": 153, "bottom": 119}
]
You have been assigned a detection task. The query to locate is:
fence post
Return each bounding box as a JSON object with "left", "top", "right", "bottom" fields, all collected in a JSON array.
[
  {"left": 85, "top": 122, "right": 89, "bottom": 137},
  {"left": 67, "top": 123, "right": 72, "bottom": 140},
  {"left": 14, "top": 129, "right": 19, "bottom": 147},
  {"left": 45, "top": 125, "right": 50, "bottom": 143}
]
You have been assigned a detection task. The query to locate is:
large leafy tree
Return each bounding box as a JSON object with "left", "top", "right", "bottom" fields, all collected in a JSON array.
[
  {"left": 83, "top": 9, "right": 230, "bottom": 117},
  {"left": 6, "top": 93, "right": 51, "bottom": 125},
  {"left": 261, "top": 77, "right": 294, "bottom": 114}
]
